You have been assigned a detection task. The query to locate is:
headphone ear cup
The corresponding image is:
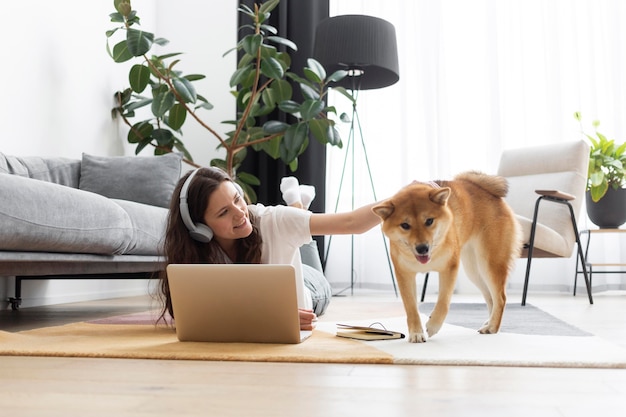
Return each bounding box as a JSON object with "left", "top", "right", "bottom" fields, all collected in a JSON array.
[{"left": 188, "top": 223, "right": 214, "bottom": 242}]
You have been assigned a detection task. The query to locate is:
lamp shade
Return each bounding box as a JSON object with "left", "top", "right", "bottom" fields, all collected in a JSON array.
[{"left": 313, "top": 14, "right": 399, "bottom": 91}]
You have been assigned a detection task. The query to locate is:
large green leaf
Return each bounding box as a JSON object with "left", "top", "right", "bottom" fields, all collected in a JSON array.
[
  {"left": 166, "top": 103, "right": 187, "bottom": 131},
  {"left": 258, "top": 0, "right": 280, "bottom": 15},
  {"left": 263, "top": 120, "right": 289, "bottom": 134},
  {"left": 306, "top": 58, "right": 326, "bottom": 81},
  {"left": 242, "top": 34, "right": 263, "bottom": 56},
  {"left": 129, "top": 64, "right": 151, "bottom": 93},
  {"left": 299, "top": 99, "right": 324, "bottom": 121},
  {"left": 278, "top": 100, "right": 300, "bottom": 115},
  {"left": 152, "top": 128, "right": 174, "bottom": 146},
  {"left": 282, "top": 123, "right": 308, "bottom": 162},
  {"left": 152, "top": 90, "right": 175, "bottom": 117},
  {"left": 172, "top": 77, "right": 197, "bottom": 103},
  {"left": 300, "top": 83, "right": 319, "bottom": 100},
  {"left": 267, "top": 36, "right": 297, "bottom": 51},
  {"left": 260, "top": 57, "right": 284, "bottom": 80},
  {"left": 128, "top": 121, "right": 153, "bottom": 144},
  {"left": 112, "top": 40, "right": 133, "bottom": 63},
  {"left": 308, "top": 118, "right": 330, "bottom": 144},
  {"left": 125, "top": 97, "right": 152, "bottom": 112},
  {"left": 230, "top": 64, "right": 253, "bottom": 87},
  {"left": 126, "top": 28, "right": 154, "bottom": 56}
]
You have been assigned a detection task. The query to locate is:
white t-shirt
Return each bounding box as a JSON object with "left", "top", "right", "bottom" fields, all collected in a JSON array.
[{"left": 247, "top": 204, "right": 314, "bottom": 310}]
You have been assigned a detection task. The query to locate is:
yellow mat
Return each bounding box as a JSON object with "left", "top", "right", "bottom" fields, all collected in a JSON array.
[{"left": 0, "top": 322, "right": 393, "bottom": 364}]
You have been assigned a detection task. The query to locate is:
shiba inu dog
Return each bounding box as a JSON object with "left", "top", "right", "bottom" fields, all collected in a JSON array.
[{"left": 373, "top": 172, "right": 521, "bottom": 343}]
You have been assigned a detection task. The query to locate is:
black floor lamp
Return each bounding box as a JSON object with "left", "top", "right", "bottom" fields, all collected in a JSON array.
[{"left": 313, "top": 14, "right": 400, "bottom": 295}]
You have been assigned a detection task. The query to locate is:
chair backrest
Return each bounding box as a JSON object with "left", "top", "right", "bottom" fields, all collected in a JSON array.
[{"left": 497, "top": 140, "right": 589, "bottom": 255}]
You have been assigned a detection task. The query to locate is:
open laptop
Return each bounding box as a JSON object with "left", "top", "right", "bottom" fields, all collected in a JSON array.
[{"left": 166, "top": 264, "right": 312, "bottom": 344}]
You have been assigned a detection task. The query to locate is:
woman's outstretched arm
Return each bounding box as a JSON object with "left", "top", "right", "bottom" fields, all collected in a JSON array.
[{"left": 309, "top": 202, "right": 383, "bottom": 236}]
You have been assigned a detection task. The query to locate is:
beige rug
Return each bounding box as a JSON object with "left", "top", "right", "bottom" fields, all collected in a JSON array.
[{"left": 1, "top": 302, "right": 625, "bottom": 368}]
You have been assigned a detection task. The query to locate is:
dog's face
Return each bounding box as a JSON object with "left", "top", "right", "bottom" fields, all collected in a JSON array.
[{"left": 373, "top": 183, "right": 452, "bottom": 265}]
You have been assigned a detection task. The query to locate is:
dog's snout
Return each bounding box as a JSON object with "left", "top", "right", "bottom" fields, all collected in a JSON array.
[{"left": 415, "top": 244, "right": 429, "bottom": 255}]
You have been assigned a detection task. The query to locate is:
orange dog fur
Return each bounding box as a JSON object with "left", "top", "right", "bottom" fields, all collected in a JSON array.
[{"left": 373, "top": 172, "right": 521, "bottom": 343}]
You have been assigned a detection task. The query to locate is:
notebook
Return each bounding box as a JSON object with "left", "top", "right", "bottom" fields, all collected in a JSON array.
[{"left": 166, "top": 264, "right": 312, "bottom": 344}]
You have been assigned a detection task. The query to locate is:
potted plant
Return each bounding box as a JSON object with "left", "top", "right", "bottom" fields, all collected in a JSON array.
[
  {"left": 575, "top": 112, "right": 626, "bottom": 228},
  {"left": 106, "top": 0, "right": 354, "bottom": 201}
]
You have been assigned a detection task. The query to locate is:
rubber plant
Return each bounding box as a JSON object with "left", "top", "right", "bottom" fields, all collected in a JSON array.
[
  {"left": 575, "top": 112, "right": 626, "bottom": 202},
  {"left": 106, "top": 0, "right": 352, "bottom": 201}
]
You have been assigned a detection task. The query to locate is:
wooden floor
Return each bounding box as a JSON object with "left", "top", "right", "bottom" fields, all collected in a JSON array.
[{"left": 1, "top": 290, "right": 625, "bottom": 417}]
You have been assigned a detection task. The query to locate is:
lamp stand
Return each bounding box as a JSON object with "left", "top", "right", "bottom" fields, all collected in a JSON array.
[{"left": 323, "top": 87, "right": 398, "bottom": 297}]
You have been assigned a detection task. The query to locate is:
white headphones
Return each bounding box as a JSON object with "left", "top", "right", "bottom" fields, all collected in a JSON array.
[{"left": 179, "top": 168, "right": 244, "bottom": 243}]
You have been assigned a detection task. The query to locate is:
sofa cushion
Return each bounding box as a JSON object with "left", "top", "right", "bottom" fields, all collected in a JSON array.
[
  {"left": 0, "top": 174, "right": 136, "bottom": 255},
  {"left": 79, "top": 152, "right": 182, "bottom": 208},
  {"left": 0, "top": 153, "right": 81, "bottom": 187}
]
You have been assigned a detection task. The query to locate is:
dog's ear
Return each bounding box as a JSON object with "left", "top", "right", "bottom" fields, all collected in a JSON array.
[
  {"left": 430, "top": 187, "right": 451, "bottom": 205},
  {"left": 372, "top": 201, "right": 394, "bottom": 220}
]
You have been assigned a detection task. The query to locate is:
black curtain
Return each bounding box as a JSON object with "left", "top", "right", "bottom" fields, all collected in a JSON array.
[
  {"left": 237, "top": 0, "right": 330, "bottom": 214},
  {"left": 238, "top": 0, "right": 330, "bottom": 257}
]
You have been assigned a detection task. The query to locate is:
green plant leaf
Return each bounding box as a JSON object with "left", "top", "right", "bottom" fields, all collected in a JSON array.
[
  {"left": 109, "top": 12, "right": 125, "bottom": 23},
  {"left": 152, "top": 90, "right": 175, "bottom": 117},
  {"left": 154, "top": 37, "right": 169, "bottom": 47},
  {"left": 184, "top": 74, "right": 206, "bottom": 82},
  {"left": 306, "top": 58, "right": 326, "bottom": 81},
  {"left": 308, "top": 118, "right": 330, "bottom": 144},
  {"left": 282, "top": 123, "right": 308, "bottom": 162},
  {"left": 299, "top": 99, "right": 324, "bottom": 121},
  {"left": 270, "top": 79, "right": 293, "bottom": 102},
  {"left": 332, "top": 86, "right": 357, "bottom": 103},
  {"left": 327, "top": 69, "right": 348, "bottom": 83},
  {"left": 128, "top": 121, "right": 153, "bottom": 144},
  {"left": 196, "top": 95, "right": 214, "bottom": 110},
  {"left": 263, "top": 120, "right": 289, "bottom": 134},
  {"left": 258, "top": 0, "right": 280, "bottom": 15},
  {"left": 112, "top": 40, "right": 133, "bottom": 63},
  {"left": 260, "top": 24, "right": 278, "bottom": 35},
  {"left": 167, "top": 103, "right": 187, "bottom": 131},
  {"left": 590, "top": 181, "right": 608, "bottom": 202},
  {"left": 172, "top": 77, "right": 197, "bottom": 103},
  {"left": 230, "top": 64, "right": 253, "bottom": 87},
  {"left": 125, "top": 97, "right": 152, "bottom": 112},
  {"left": 278, "top": 100, "right": 301, "bottom": 115},
  {"left": 126, "top": 28, "right": 154, "bottom": 56},
  {"left": 152, "top": 128, "right": 174, "bottom": 146},
  {"left": 261, "top": 57, "right": 285, "bottom": 80},
  {"left": 267, "top": 36, "right": 297, "bottom": 51},
  {"left": 129, "top": 64, "right": 151, "bottom": 93},
  {"left": 242, "top": 34, "right": 263, "bottom": 56},
  {"left": 300, "top": 83, "right": 319, "bottom": 100},
  {"left": 303, "top": 67, "right": 322, "bottom": 84}
]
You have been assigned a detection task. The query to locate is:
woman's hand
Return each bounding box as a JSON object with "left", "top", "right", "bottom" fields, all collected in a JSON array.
[{"left": 299, "top": 308, "right": 318, "bottom": 330}]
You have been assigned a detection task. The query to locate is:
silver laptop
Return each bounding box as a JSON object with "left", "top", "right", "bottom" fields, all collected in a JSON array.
[{"left": 166, "top": 264, "right": 312, "bottom": 344}]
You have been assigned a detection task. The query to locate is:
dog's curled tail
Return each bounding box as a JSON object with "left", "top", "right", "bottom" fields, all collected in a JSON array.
[{"left": 455, "top": 171, "right": 509, "bottom": 198}]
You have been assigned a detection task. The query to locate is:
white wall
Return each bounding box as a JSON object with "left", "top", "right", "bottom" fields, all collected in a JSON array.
[{"left": 1, "top": 0, "right": 237, "bottom": 308}]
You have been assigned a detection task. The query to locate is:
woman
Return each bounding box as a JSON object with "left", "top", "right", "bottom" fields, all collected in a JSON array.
[{"left": 159, "top": 167, "right": 383, "bottom": 330}]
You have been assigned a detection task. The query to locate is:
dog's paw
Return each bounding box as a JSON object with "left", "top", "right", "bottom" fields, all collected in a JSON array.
[
  {"left": 478, "top": 324, "right": 498, "bottom": 334},
  {"left": 426, "top": 320, "right": 442, "bottom": 338},
  {"left": 408, "top": 332, "right": 427, "bottom": 343}
]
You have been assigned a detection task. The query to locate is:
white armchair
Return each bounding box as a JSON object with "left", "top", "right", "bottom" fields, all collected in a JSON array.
[{"left": 497, "top": 140, "right": 593, "bottom": 305}]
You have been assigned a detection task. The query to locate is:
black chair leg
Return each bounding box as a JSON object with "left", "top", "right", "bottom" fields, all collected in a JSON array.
[
  {"left": 420, "top": 272, "right": 429, "bottom": 302},
  {"left": 523, "top": 195, "right": 594, "bottom": 306}
]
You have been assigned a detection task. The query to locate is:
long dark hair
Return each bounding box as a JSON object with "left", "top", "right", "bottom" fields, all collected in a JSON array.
[{"left": 157, "top": 167, "right": 262, "bottom": 323}]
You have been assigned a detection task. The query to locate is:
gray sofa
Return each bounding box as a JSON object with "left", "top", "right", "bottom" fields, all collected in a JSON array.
[{"left": 0, "top": 152, "right": 183, "bottom": 310}]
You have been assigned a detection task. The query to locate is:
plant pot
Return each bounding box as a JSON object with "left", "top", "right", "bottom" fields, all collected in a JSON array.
[{"left": 586, "top": 187, "right": 626, "bottom": 229}]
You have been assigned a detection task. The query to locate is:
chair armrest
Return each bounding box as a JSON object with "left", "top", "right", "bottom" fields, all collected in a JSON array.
[{"left": 535, "top": 189, "right": 576, "bottom": 201}]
